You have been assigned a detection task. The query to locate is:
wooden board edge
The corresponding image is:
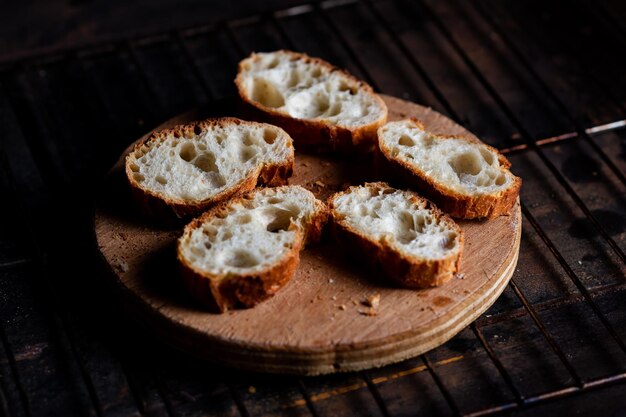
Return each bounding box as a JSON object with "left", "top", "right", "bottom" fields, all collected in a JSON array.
[{"left": 102, "top": 205, "right": 521, "bottom": 375}]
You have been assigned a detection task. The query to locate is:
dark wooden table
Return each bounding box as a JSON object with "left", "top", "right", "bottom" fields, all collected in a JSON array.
[{"left": 1, "top": 1, "right": 625, "bottom": 416}]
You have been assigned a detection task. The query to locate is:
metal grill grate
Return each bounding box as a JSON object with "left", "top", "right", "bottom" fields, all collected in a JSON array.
[{"left": 0, "top": 0, "right": 625, "bottom": 415}]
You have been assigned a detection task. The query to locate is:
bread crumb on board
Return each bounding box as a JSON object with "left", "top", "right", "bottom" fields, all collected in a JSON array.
[
  {"left": 362, "top": 293, "right": 381, "bottom": 309},
  {"left": 359, "top": 307, "right": 378, "bottom": 316},
  {"left": 355, "top": 294, "right": 380, "bottom": 316},
  {"left": 338, "top": 304, "right": 347, "bottom": 311},
  {"left": 115, "top": 258, "right": 129, "bottom": 273}
]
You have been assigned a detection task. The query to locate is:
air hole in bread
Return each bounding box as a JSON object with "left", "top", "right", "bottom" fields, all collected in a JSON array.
[
  {"left": 190, "top": 246, "right": 203, "bottom": 258},
  {"left": 311, "top": 67, "right": 322, "bottom": 78},
  {"left": 242, "top": 132, "right": 255, "bottom": 146},
  {"left": 398, "top": 135, "right": 415, "bottom": 147},
  {"left": 221, "top": 230, "right": 233, "bottom": 241},
  {"left": 240, "top": 147, "right": 257, "bottom": 163},
  {"left": 251, "top": 78, "right": 285, "bottom": 108},
  {"left": 338, "top": 81, "right": 357, "bottom": 95},
  {"left": 449, "top": 152, "right": 481, "bottom": 177},
  {"left": 208, "top": 173, "right": 226, "bottom": 188},
  {"left": 204, "top": 242, "right": 212, "bottom": 250},
  {"left": 396, "top": 211, "right": 420, "bottom": 244},
  {"left": 155, "top": 175, "right": 167, "bottom": 185},
  {"left": 442, "top": 234, "right": 456, "bottom": 250},
  {"left": 287, "top": 90, "right": 331, "bottom": 118},
  {"left": 495, "top": 174, "right": 506, "bottom": 186},
  {"left": 192, "top": 153, "right": 218, "bottom": 173},
  {"left": 202, "top": 227, "right": 218, "bottom": 238},
  {"left": 314, "top": 95, "right": 330, "bottom": 115},
  {"left": 480, "top": 148, "right": 494, "bottom": 165},
  {"left": 179, "top": 143, "right": 197, "bottom": 162},
  {"left": 416, "top": 214, "right": 427, "bottom": 230},
  {"left": 327, "top": 103, "right": 342, "bottom": 117},
  {"left": 224, "top": 250, "right": 259, "bottom": 268},
  {"left": 267, "top": 197, "right": 283, "bottom": 204},
  {"left": 265, "top": 206, "right": 300, "bottom": 233},
  {"left": 238, "top": 213, "right": 252, "bottom": 224},
  {"left": 287, "top": 71, "right": 299, "bottom": 88},
  {"left": 133, "top": 173, "right": 145, "bottom": 182},
  {"left": 267, "top": 57, "right": 280, "bottom": 69},
  {"left": 263, "top": 129, "right": 278, "bottom": 144},
  {"left": 197, "top": 143, "right": 207, "bottom": 151},
  {"left": 396, "top": 231, "right": 417, "bottom": 244},
  {"left": 129, "top": 163, "right": 139, "bottom": 172},
  {"left": 194, "top": 125, "right": 202, "bottom": 135}
]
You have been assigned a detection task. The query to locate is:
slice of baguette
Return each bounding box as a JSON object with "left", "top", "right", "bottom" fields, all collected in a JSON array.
[
  {"left": 235, "top": 50, "right": 388, "bottom": 152},
  {"left": 328, "top": 182, "right": 463, "bottom": 288},
  {"left": 178, "top": 185, "right": 327, "bottom": 312},
  {"left": 378, "top": 119, "right": 521, "bottom": 219},
  {"left": 125, "top": 117, "right": 294, "bottom": 220}
]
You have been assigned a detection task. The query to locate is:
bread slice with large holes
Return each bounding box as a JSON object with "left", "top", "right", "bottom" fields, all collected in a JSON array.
[
  {"left": 126, "top": 117, "right": 294, "bottom": 220},
  {"left": 235, "top": 50, "right": 388, "bottom": 152},
  {"left": 328, "top": 182, "right": 463, "bottom": 288},
  {"left": 178, "top": 185, "right": 328, "bottom": 312},
  {"left": 378, "top": 119, "right": 521, "bottom": 219}
]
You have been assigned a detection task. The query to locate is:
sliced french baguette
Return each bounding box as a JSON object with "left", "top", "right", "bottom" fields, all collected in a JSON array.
[
  {"left": 378, "top": 119, "right": 521, "bottom": 219},
  {"left": 125, "top": 117, "right": 294, "bottom": 220},
  {"left": 328, "top": 182, "right": 463, "bottom": 288},
  {"left": 178, "top": 185, "right": 327, "bottom": 312},
  {"left": 235, "top": 50, "right": 388, "bottom": 152}
]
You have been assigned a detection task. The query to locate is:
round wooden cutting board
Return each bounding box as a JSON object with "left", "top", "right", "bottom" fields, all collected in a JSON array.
[{"left": 95, "top": 95, "right": 521, "bottom": 375}]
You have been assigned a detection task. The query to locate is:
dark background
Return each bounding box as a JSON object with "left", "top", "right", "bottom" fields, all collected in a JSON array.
[{"left": 1, "top": 0, "right": 626, "bottom": 416}]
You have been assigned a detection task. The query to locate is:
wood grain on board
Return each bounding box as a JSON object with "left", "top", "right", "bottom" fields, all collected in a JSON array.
[{"left": 95, "top": 95, "right": 521, "bottom": 375}]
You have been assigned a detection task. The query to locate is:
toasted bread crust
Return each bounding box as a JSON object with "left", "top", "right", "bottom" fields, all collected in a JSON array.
[
  {"left": 235, "top": 50, "right": 388, "bottom": 152},
  {"left": 378, "top": 119, "right": 522, "bottom": 219},
  {"left": 125, "top": 117, "right": 294, "bottom": 222},
  {"left": 328, "top": 182, "right": 463, "bottom": 288},
  {"left": 177, "top": 187, "right": 329, "bottom": 313}
]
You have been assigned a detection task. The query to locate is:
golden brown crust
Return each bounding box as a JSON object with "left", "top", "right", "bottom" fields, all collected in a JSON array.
[
  {"left": 327, "top": 182, "right": 463, "bottom": 289},
  {"left": 378, "top": 119, "right": 522, "bottom": 219},
  {"left": 235, "top": 50, "right": 388, "bottom": 152},
  {"left": 125, "top": 117, "right": 294, "bottom": 222},
  {"left": 177, "top": 186, "right": 329, "bottom": 313}
]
